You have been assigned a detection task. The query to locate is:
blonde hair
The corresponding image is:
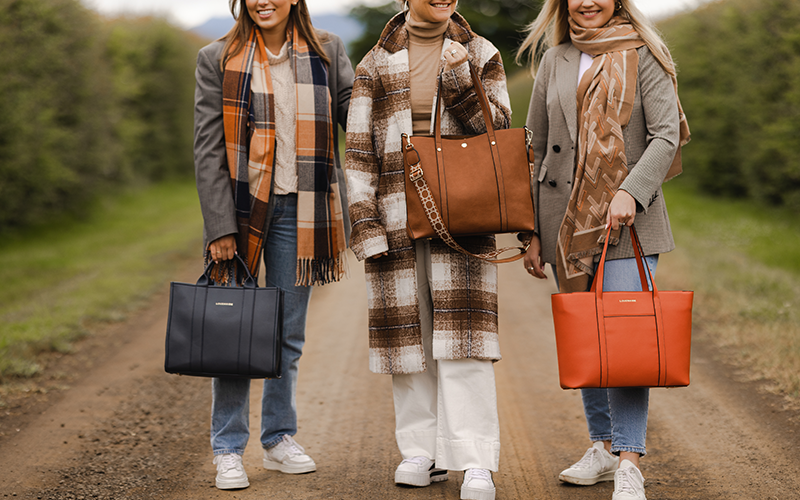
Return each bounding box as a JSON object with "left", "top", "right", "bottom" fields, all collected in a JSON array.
[
  {"left": 516, "top": 0, "right": 675, "bottom": 77},
  {"left": 220, "top": 0, "right": 330, "bottom": 71}
]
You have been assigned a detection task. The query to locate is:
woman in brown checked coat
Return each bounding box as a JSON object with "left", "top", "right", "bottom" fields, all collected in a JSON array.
[{"left": 345, "top": 1, "right": 511, "bottom": 499}]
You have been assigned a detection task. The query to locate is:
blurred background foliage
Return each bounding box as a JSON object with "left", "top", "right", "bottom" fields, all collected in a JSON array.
[
  {"left": 660, "top": 0, "right": 800, "bottom": 210},
  {"left": 349, "top": 0, "right": 542, "bottom": 70},
  {"left": 1, "top": 0, "right": 799, "bottom": 234},
  {"left": 0, "top": 0, "right": 202, "bottom": 232}
]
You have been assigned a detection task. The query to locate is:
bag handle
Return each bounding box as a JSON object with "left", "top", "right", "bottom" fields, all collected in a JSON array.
[
  {"left": 403, "top": 135, "right": 530, "bottom": 263},
  {"left": 591, "top": 225, "right": 653, "bottom": 296},
  {"left": 433, "top": 64, "right": 498, "bottom": 147},
  {"left": 432, "top": 65, "right": 509, "bottom": 229},
  {"left": 592, "top": 224, "right": 668, "bottom": 387},
  {"left": 197, "top": 253, "right": 257, "bottom": 288}
]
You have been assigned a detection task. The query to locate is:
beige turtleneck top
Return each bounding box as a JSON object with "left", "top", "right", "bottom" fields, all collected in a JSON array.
[{"left": 406, "top": 15, "right": 448, "bottom": 134}]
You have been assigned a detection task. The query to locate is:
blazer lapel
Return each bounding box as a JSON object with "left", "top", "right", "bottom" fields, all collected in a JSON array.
[{"left": 556, "top": 44, "right": 581, "bottom": 141}]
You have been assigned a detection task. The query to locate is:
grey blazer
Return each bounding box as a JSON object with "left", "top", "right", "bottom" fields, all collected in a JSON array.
[
  {"left": 193, "top": 31, "right": 355, "bottom": 249},
  {"left": 526, "top": 42, "right": 680, "bottom": 264}
]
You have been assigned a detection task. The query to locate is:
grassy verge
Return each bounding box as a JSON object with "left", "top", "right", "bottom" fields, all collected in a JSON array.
[
  {"left": 659, "top": 183, "right": 800, "bottom": 402},
  {"left": 0, "top": 180, "right": 203, "bottom": 382}
]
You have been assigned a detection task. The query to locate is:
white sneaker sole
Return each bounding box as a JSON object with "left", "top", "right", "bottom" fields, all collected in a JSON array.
[
  {"left": 461, "top": 484, "right": 496, "bottom": 500},
  {"left": 558, "top": 469, "right": 616, "bottom": 485},
  {"left": 215, "top": 476, "right": 249, "bottom": 490},
  {"left": 395, "top": 468, "right": 449, "bottom": 486},
  {"left": 263, "top": 458, "right": 316, "bottom": 474}
]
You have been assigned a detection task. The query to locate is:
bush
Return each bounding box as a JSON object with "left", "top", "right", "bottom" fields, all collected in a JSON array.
[
  {"left": 105, "top": 17, "right": 200, "bottom": 181},
  {"left": 661, "top": 0, "right": 800, "bottom": 209},
  {"left": 0, "top": 0, "right": 116, "bottom": 229},
  {"left": 0, "top": 0, "right": 203, "bottom": 232}
]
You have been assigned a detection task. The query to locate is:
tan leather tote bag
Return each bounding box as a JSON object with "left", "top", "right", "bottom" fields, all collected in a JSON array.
[{"left": 402, "top": 65, "right": 535, "bottom": 263}]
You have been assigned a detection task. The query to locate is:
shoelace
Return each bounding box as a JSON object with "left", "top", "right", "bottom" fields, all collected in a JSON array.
[
  {"left": 614, "top": 467, "right": 637, "bottom": 494},
  {"left": 218, "top": 454, "right": 242, "bottom": 472},
  {"left": 574, "top": 447, "right": 600, "bottom": 469},
  {"left": 467, "top": 468, "right": 492, "bottom": 483},
  {"left": 281, "top": 436, "right": 305, "bottom": 457}
]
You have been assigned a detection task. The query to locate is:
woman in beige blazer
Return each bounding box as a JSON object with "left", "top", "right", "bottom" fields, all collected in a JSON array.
[{"left": 518, "top": 1, "right": 689, "bottom": 499}]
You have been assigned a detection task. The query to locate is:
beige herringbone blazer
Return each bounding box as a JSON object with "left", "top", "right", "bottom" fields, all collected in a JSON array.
[{"left": 526, "top": 43, "right": 680, "bottom": 264}]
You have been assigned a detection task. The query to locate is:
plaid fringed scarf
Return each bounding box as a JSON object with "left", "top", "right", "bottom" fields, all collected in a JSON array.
[
  {"left": 221, "top": 25, "right": 347, "bottom": 286},
  {"left": 556, "top": 17, "right": 690, "bottom": 293}
]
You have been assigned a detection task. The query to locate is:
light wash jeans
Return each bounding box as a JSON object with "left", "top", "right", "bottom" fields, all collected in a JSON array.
[
  {"left": 210, "top": 194, "right": 313, "bottom": 455},
  {"left": 553, "top": 255, "right": 658, "bottom": 457}
]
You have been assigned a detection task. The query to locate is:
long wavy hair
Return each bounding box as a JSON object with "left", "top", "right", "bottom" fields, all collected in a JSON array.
[
  {"left": 516, "top": 0, "right": 675, "bottom": 77},
  {"left": 219, "top": 0, "right": 330, "bottom": 71}
]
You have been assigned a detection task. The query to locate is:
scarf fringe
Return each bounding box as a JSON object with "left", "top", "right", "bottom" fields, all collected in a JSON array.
[{"left": 295, "top": 251, "right": 350, "bottom": 287}]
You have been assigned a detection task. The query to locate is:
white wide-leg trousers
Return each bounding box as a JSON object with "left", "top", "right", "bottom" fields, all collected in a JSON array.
[{"left": 391, "top": 240, "right": 500, "bottom": 472}]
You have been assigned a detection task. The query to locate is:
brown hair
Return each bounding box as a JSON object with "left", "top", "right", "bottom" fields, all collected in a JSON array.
[
  {"left": 219, "top": 0, "right": 330, "bottom": 71},
  {"left": 516, "top": 0, "right": 675, "bottom": 78}
]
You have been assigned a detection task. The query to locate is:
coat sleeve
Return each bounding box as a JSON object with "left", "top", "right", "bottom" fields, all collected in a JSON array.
[
  {"left": 526, "top": 51, "right": 553, "bottom": 235},
  {"left": 335, "top": 38, "right": 355, "bottom": 130},
  {"left": 439, "top": 42, "right": 512, "bottom": 133},
  {"left": 194, "top": 44, "right": 237, "bottom": 246},
  {"left": 345, "top": 56, "right": 389, "bottom": 261},
  {"left": 619, "top": 47, "right": 680, "bottom": 213}
]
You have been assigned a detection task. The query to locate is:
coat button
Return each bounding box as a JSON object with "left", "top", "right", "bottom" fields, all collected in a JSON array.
[
  {"left": 553, "top": 145, "right": 561, "bottom": 153},
  {"left": 549, "top": 179, "right": 558, "bottom": 187}
]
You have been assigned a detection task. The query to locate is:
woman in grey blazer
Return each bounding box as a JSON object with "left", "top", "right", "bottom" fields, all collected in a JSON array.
[
  {"left": 518, "top": 1, "right": 689, "bottom": 499},
  {"left": 193, "top": 0, "right": 354, "bottom": 490}
]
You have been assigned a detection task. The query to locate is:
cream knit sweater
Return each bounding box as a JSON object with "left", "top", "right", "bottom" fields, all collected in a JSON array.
[{"left": 267, "top": 41, "right": 298, "bottom": 195}]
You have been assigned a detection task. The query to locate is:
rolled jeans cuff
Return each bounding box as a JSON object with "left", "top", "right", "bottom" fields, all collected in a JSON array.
[{"left": 611, "top": 445, "right": 647, "bottom": 457}]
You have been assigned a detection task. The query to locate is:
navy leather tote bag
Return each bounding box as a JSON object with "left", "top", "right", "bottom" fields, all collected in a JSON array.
[{"left": 165, "top": 254, "right": 283, "bottom": 378}]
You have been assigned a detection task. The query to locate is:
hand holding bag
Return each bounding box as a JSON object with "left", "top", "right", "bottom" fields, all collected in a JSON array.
[
  {"left": 551, "top": 225, "right": 693, "bottom": 389},
  {"left": 401, "top": 64, "right": 535, "bottom": 263},
  {"left": 165, "top": 254, "right": 283, "bottom": 379}
]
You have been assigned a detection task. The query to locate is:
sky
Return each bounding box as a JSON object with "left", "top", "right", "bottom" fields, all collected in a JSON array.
[{"left": 83, "top": 0, "right": 705, "bottom": 30}]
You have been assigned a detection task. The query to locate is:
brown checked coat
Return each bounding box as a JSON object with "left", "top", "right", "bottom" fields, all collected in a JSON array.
[{"left": 346, "top": 13, "right": 512, "bottom": 375}]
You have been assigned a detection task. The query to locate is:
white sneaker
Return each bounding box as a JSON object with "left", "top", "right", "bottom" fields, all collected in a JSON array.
[
  {"left": 394, "top": 456, "right": 449, "bottom": 486},
  {"left": 612, "top": 459, "right": 646, "bottom": 500},
  {"left": 213, "top": 453, "right": 249, "bottom": 490},
  {"left": 461, "top": 468, "right": 495, "bottom": 500},
  {"left": 559, "top": 441, "right": 619, "bottom": 485},
  {"left": 263, "top": 435, "right": 316, "bottom": 474}
]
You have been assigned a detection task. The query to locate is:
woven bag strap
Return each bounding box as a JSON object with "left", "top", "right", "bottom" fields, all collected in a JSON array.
[{"left": 407, "top": 161, "right": 530, "bottom": 264}]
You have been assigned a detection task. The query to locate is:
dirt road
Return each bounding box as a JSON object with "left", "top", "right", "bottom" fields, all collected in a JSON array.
[{"left": 1, "top": 250, "right": 799, "bottom": 499}]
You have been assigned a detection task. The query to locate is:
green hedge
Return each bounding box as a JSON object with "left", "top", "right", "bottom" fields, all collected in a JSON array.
[
  {"left": 661, "top": 0, "right": 800, "bottom": 209},
  {"left": 0, "top": 0, "right": 202, "bottom": 231}
]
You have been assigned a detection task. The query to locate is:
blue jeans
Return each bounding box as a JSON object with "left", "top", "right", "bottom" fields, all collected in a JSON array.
[
  {"left": 553, "top": 255, "right": 659, "bottom": 457},
  {"left": 210, "top": 194, "right": 313, "bottom": 455}
]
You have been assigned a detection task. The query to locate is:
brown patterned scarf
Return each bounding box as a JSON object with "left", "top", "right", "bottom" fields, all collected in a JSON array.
[{"left": 555, "top": 17, "right": 690, "bottom": 293}]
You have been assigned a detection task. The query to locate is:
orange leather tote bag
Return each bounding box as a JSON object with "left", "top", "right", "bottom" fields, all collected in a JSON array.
[
  {"left": 551, "top": 225, "right": 693, "bottom": 389},
  {"left": 401, "top": 65, "right": 535, "bottom": 263}
]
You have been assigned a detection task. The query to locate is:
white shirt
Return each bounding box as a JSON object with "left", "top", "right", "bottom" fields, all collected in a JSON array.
[{"left": 579, "top": 52, "right": 595, "bottom": 83}]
